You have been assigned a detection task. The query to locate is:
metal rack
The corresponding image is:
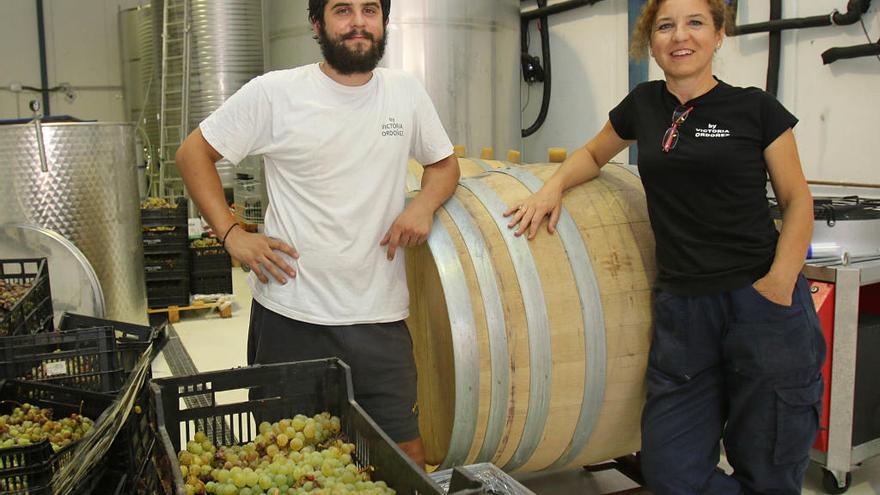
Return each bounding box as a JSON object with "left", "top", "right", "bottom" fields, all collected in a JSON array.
[{"left": 805, "top": 258, "right": 880, "bottom": 493}]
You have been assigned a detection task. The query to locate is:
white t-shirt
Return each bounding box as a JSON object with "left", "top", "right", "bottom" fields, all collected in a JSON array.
[{"left": 200, "top": 64, "right": 453, "bottom": 325}]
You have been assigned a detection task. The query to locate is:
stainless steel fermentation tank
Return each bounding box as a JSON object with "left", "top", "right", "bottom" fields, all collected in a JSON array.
[
  {"left": 188, "top": 0, "right": 265, "bottom": 186},
  {"left": 128, "top": 0, "right": 264, "bottom": 189},
  {"left": 265, "top": 0, "right": 522, "bottom": 158},
  {"left": 0, "top": 123, "right": 148, "bottom": 324},
  {"left": 119, "top": 4, "right": 161, "bottom": 165}
]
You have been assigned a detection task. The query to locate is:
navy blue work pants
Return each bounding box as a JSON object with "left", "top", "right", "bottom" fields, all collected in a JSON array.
[{"left": 641, "top": 275, "right": 825, "bottom": 494}]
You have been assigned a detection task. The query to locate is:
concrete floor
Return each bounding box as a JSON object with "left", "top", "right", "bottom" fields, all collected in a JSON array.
[{"left": 152, "top": 268, "right": 880, "bottom": 494}]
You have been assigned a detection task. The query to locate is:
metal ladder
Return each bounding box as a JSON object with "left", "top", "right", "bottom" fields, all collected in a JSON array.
[{"left": 158, "top": 0, "right": 191, "bottom": 200}]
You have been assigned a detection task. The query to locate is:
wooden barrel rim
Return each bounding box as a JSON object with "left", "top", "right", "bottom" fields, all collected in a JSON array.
[{"left": 422, "top": 210, "right": 481, "bottom": 467}]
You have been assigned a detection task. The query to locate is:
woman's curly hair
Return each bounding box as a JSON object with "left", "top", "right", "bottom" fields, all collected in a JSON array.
[{"left": 630, "top": 0, "right": 734, "bottom": 60}]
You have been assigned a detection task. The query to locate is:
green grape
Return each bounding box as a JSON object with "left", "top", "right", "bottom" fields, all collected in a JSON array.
[
  {"left": 175, "top": 413, "right": 395, "bottom": 494},
  {"left": 232, "top": 471, "right": 247, "bottom": 488},
  {"left": 277, "top": 433, "right": 289, "bottom": 448},
  {"left": 259, "top": 474, "right": 273, "bottom": 490}
]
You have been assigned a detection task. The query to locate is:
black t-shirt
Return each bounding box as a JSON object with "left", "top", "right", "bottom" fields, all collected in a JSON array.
[{"left": 609, "top": 79, "right": 798, "bottom": 295}]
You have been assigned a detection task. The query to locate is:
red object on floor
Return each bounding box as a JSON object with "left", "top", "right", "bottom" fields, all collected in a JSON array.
[{"left": 810, "top": 280, "right": 835, "bottom": 453}]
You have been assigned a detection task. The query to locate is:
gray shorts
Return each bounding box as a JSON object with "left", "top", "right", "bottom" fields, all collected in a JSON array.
[{"left": 247, "top": 300, "right": 420, "bottom": 443}]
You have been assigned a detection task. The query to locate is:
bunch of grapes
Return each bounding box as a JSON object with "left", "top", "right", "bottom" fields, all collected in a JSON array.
[
  {"left": 0, "top": 403, "right": 94, "bottom": 455},
  {"left": 141, "top": 197, "right": 177, "bottom": 209},
  {"left": 191, "top": 237, "right": 221, "bottom": 248},
  {"left": 143, "top": 225, "right": 178, "bottom": 233},
  {"left": 178, "top": 413, "right": 395, "bottom": 495},
  {"left": 0, "top": 280, "right": 33, "bottom": 312}
]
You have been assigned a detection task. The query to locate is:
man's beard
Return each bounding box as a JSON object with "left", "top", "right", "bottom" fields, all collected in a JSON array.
[{"left": 318, "top": 24, "right": 387, "bottom": 75}]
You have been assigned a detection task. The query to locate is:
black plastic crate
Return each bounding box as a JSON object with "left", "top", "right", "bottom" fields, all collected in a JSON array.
[
  {"left": 189, "top": 244, "right": 230, "bottom": 273},
  {"left": 92, "top": 468, "right": 127, "bottom": 495},
  {"left": 0, "top": 328, "right": 124, "bottom": 394},
  {"left": 57, "top": 313, "right": 167, "bottom": 374},
  {"left": 146, "top": 269, "right": 190, "bottom": 283},
  {"left": 144, "top": 251, "right": 190, "bottom": 275},
  {"left": 150, "top": 358, "right": 446, "bottom": 495},
  {"left": 146, "top": 279, "right": 190, "bottom": 309},
  {"left": 89, "top": 441, "right": 154, "bottom": 495},
  {"left": 58, "top": 311, "right": 167, "bottom": 348},
  {"left": 0, "top": 258, "right": 53, "bottom": 337},
  {"left": 142, "top": 229, "right": 188, "bottom": 254},
  {"left": 190, "top": 271, "right": 233, "bottom": 295},
  {"left": 140, "top": 198, "right": 187, "bottom": 227},
  {"left": 127, "top": 439, "right": 160, "bottom": 495},
  {"left": 57, "top": 313, "right": 167, "bottom": 485},
  {"left": 0, "top": 380, "right": 114, "bottom": 494}
]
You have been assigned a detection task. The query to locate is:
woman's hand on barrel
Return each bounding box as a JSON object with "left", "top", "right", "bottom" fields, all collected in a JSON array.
[
  {"left": 504, "top": 185, "right": 563, "bottom": 240},
  {"left": 224, "top": 227, "right": 298, "bottom": 284}
]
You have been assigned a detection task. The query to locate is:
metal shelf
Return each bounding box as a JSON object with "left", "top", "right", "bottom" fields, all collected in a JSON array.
[{"left": 804, "top": 258, "right": 880, "bottom": 491}]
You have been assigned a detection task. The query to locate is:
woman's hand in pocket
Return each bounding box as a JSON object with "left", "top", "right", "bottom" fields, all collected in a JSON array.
[{"left": 752, "top": 272, "right": 796, "bottom": 307}]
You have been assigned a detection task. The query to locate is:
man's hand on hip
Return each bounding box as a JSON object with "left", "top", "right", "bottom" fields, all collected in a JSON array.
[
  {"left": 380, "top": 203, "right": 433, "bottom": 261},
  {"left": 224, "top": 227, "right": 299, "bottom": 284}
]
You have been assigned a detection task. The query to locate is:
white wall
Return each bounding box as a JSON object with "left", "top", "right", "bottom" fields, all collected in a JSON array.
[
  {"left": 522, "top": 0, "right": 880, "bottom": 184},
  {"left": 0, "top": 0, "right": 126, "bottom": 121},
  {"left": 2, "top": 0, "right": 877, "bottom": 183}
]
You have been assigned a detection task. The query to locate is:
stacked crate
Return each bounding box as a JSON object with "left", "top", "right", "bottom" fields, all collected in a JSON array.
[
  {"left": 58, "top": 312, "right": 167, "bottom": 495},
  {"left": 189, "top": 238, "right": 233, "bottom": 295},
  {"left": 141, "top": 198, "right": 190, "bottom": 308},
  {"left": 0, "top": 258, "right": 53, "bottom": 336}
]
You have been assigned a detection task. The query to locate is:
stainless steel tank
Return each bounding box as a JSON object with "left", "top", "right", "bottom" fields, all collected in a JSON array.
[
  {"left": 188, "top": 0, "right": 265, "bottom": 187},
  {"left": 265, "top": 0, "right": 522, "bottom": 158},
  {"left": 0, "top": 123, "right": 148, "bottom": 324},
  {"left": 119, "top": 4, "right": 161, "bottom": 170}
]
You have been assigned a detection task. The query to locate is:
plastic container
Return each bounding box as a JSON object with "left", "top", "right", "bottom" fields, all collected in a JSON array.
[
  {"left": 189, "top": 244, "right": 230, "bottom": 273},
  {"left": 146, "top": 279, "right": 189, "bottom": 309},
  {"left": 140, "top": 197, "right": 187, "bottom": 227},
  {"left": 142, "top": 229, "right": 188, "bottom": 254},
  {"left": 56, "top": 312, "right": 166, "bottom": 373},
  {"left": 190, "top": 272, "right": 233, "bottom": 295},
  {"left": 0, "top": 327, "right": 123, "bottom": 394},
  {"left": 57, "top": 313, "right": 167, "bottom": 489},
  {"left": 150, "top": 358, "right": 446, "bottom": 495},
  {"left": 0, "top": 258, "right": 53, "bottom": 337},
  {"left": 0, "top": 380, "right": 114, "bottom": 494},
  {"left": 144, "top": 251, "right": 190, "bottom": 274}
]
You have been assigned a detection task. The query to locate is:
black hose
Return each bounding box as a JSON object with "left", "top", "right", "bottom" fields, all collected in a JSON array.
[
  {"left": 766, "top": 0, "right": 782, "bottom": 96},
  {"left": 832, "top": 0, "right": 872, "bottom": 25},
  {"left": 730, "top": 0, "right": 871, "bottom": 35},
  {"left": 731, "top": 14, "right": 832, "bottom": 35},
  {"left": 521, "top": 0, "right": 605, "bottom": 22},
  {"left": 36, "top": 0, "right": 50, "bottom": 115},
  {"left": 522, "top": 0, "right": 552, "bottom": 138},
  {"left": 822, "top": 41, "right": 880, "bottom": 63}
]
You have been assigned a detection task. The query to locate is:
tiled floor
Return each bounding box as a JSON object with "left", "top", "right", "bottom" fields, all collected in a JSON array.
[{"left": 155, "top": 268, "right": 880, "bottom": 494}]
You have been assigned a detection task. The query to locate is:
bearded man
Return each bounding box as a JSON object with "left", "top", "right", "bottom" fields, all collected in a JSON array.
[{"left": 175, "top": 0, "right": 459, "bottom": 467}]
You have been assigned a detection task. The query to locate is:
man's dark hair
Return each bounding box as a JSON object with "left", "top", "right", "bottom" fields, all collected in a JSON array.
[{"left": 309, "top": 0, "right": 391, "bottom": 25}]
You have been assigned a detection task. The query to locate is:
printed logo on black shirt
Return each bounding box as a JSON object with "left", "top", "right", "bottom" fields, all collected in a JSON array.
[
  {"left": 381, "top": 116, "right": 405, "bottom": 137},
  {"left": 694, "top": 123, "right": 730, "bottom": 139}
]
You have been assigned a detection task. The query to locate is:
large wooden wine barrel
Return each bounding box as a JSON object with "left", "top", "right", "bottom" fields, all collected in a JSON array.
[
  {"left": 406, "top": 157, "right": 512, "bottom": 192},
  {"left": 405, "top": 163, "right": 655, "bottom": 472}
]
